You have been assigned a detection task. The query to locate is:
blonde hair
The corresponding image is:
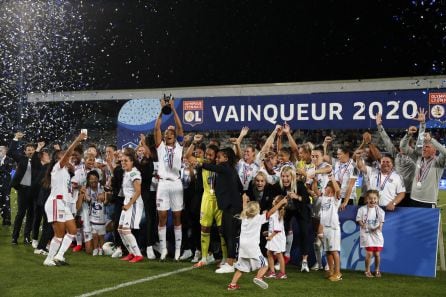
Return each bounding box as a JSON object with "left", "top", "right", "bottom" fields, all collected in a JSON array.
[
  {"left": 240, "top": 201, "right": 260, "bottom": 219},
  {"left": 273, "top": 195, "right": 287, "bottom": 220},
  {"left": 279, "top": 166, "right": 297, "bottom": 193}
]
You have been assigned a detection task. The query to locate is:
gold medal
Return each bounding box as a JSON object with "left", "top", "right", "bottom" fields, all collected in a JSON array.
[{"left": 417, "top": 181, "right": 422, "bottom": 188}]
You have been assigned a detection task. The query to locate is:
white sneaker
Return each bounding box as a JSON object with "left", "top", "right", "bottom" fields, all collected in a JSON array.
[
  {"left": 179, "top": 249, "right": 193, "bottom": 260},
  {"left": 219, "top": 257, "right": 227, "bottom": 267},
  {"left": 215, "top": 263, "right": 235, "bottom": 274},
  {"left": 32, "top": 239, "right": 39, "bottom": 249},
  {"left": 111, "top": 247, "right": 123, "bottom": 258},
  {"left": 206, "top": 253, "right": 215, "bottom": 264},
  {"left": 311, "top": 263, "right": 320, "bottom": 271},
  {"left": 191, "top": 250, "right": 201, "bottom": 263},
  {"left": 253, "top": 277, "right": 268, "bottom": 289},
  {"left": 274, "top": 262, "right": 280, "bottom": 271},
  {"left": 301, "top": 261, "right": 309, "bottom": 272},
  {"left": 92, "top": 248, "right": 99, "bottom": 256},
  {"left": 43, "top": 258, "right": 56, "bottom": 266},
  {"left": 174, "top": 248, "right": 181, "bottom": 261},
  {"left": 98, "top": 248, "right": 103, "bottom": 256},
  {"left": 160, "top": 248, "right": 168, "bottom": 260},
  {"left": 53, "top": 254, "right": 68, "bottom": 265},
  {"left": 146, "top": 246, "right": 156, "bottom": 260},
  {"left": 34, "top": 249, "right": 48, "bottom": 256}
]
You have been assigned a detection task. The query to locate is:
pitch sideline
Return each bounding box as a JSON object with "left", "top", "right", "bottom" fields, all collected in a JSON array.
[{"left": 75, "top": 266, "right": 195, "bottom": 297}]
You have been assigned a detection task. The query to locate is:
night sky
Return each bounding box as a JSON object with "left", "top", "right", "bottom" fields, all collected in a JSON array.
[{"left": 0, "top": 0, "right": 445, "bottom": 144}]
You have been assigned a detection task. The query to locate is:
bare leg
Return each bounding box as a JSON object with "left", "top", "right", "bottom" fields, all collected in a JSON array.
[
  {"left": 332, "top": 251, "right": 341, "bottom": 275},
  {"left": 230, "top": 270, "right": 243, "bottom": 285},
  {"left": 267, "top": 250, "right": 275, "bottom": 273},
  {"left": 276, "top": 253, "right": 286, "bottom": 274}
]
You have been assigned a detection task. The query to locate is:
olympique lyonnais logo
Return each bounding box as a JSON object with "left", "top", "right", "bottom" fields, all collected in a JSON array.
[
  {"left": 183, "top": 100, "right": 203, "bottom": 127},
  {"left": 429, "top": 93, "right": 446, "bottom": 120}
]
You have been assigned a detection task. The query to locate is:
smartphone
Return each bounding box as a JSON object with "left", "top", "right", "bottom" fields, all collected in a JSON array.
[{"left": 81, "top": 129, "right": 88, "bottom": 139}]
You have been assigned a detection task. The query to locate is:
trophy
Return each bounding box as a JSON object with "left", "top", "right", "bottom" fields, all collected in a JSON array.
[{"left": 161, "top": 94, "right": 173, "bottom": 115}]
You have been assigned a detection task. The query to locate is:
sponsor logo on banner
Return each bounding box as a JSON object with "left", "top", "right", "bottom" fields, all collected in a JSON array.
[
  {"left": 183, "top": 100, "right": 203, "bottom": 127},
  {"left": 429, "top": 92, "right": 446, "bottom": 122}
]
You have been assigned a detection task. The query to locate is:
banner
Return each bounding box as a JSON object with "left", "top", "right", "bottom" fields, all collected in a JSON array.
[
  {"left": 117, "top": 88, "right": 446, "bottom": 148},
  {"left": 339, "top": 206, "right": 439, "bottom": 278}
]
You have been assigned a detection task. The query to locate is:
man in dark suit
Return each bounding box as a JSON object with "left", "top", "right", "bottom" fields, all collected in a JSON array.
[
  {"left": 0, "top": 145, "right": 15, "bottom": 226},
  {"left": 8, "top": 132, "right": 41, "bottom": 245}
]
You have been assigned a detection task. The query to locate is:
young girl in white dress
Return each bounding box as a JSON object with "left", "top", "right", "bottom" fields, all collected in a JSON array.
[
  {"left": 264, "top": 195, "right": 287, "bottom": 279},
  {"left": 227, "top": 194, "right": 288, "bottom": 290},
  {"left": 356, "top": 190, "right": 385, "bottom": 277}
]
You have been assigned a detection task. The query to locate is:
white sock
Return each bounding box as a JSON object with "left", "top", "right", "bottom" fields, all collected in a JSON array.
[
  {"left": 285, "top": 232, "right": 293, "bottom": 256},
  {"left": 174, "top": 225, "right": 182, "bottom": 250},
  {"left": 158, "top": 226, "right": 167, "bottom": 250},
  {"left": 314, "top": 238, "right": 322, "bottom": 266},
  {"left": 46, "top": 237, "right": 62, "bottom": 260},
  {"left": 119, "top": 230, "right": 132, "bottom": 254},
  {"left": 76, "top": 228, "right": 83, "bottom": 245},
  {"left": 124, "top": 233, "right": 141, "bottom": 256},
  {"left": 55, "top": 233, "right": 75, "bottom": 258}
]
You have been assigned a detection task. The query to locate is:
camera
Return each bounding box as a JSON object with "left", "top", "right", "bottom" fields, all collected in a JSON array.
[{"left": 161, "top": 94, "right": 173, "bottom": 115}]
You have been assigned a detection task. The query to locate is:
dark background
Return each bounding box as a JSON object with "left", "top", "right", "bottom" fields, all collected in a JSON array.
[{"left": 0, "top": 0, "right": 445, "bottom": 144}]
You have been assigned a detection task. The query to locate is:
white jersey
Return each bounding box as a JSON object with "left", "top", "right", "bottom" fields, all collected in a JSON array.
[
  {"left": 366, "top": 167, "right": 405, "bottom": 206},
  {"left": 88, "top": 187, "right": 106, "bottom": 225},
  {"left": 265, "top": 211, "right": 286, "bottom": 253},
  {"left": 333, "top": 159, "right": 358, "bottom": 201},
  {"left": 71, "top": 166, "right": 102, "bottom": 204},
  {"left": 319, "top": 195, "right": 341, "bottom": 229},
  {"left": 356, "top": 205, "right": 385, "bottom": 248},
  {"left": 48, "top": 161, "right": 72, "bottom": 202},
  {"left": 237, "top": 159, "right": 260, "bottom": 191},
  {"left": 157, "top": 141, "right": 183, "bottom": 180},
  {"left": 122, "top": 167, "right": 143, "bottom": 204},
  {"left": 239, "top": 213, "right": 267, "bottom": 258}
]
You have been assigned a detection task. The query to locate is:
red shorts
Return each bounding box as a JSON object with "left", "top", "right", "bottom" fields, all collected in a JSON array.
[{"left": 366, "top": 247, "right": 383, "bottom": 252}]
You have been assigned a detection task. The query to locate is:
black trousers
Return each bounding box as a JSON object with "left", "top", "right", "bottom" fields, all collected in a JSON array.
[
  {"left": 141, "top": 191, "right": 158, "bottom": 247},
  {"left": 32, "top": 192, "right": 45, "bottom": 240},
  {"left": 221, "top": 209, "right": 240, "bottom": 259},
  {"left": 0, "top": 185, "right": 11, "bottom": 224},
  {"left": 12, "top": 185, "right": 34, "bottom": 240},
  {"left": 36, "top": 211, "right": 53, "bottom": 250},
  {"left": 112, "top": 197, "right": 124, "bottom": 247},
  {"left": 284, "top": 208, "right": 311, "bottom": 256}
]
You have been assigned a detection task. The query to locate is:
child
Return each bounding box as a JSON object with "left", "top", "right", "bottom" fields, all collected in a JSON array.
[
  {"left": 264, "top": 195, "right": 287, "bottom": 279},
  {"left": 79, "top": 171, "right": 108, "bottom": 256},
  {"left": 227, "top": 194, "right": 288, "bottom": 290},
  {"left": 317, "top": 176, "right": 342, "bottom": 281},
  {"left": 356, "top": 190, "right": 385, "bottom": 278}
]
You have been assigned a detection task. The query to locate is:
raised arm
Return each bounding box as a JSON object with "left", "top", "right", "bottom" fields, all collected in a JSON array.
[
  {"left": 414, "top": 107, "right": 427, "bottom": 149},
  {"left": 282, "top": 123, "right": 298, "bottom": 158},
  {"left": 154, "top": 105, "right": 163, "bottom": 147},
  {"left": 400, "top": 126, "right": 419, "bottom": 160},
  {"left": 259, "top": 125, "right": 281, "bottom": 154},
  {"left": 170, "top": 97, "right": 184, "bottom": 140},
  {"left": 60, "top": 132, "right": 86, "bottom": 168},
  {"left": 376, "top": 113, "right": 397, "bottom": 157},
  {"left": 185, "top": 134, "right": 203, "bottom": 159}
]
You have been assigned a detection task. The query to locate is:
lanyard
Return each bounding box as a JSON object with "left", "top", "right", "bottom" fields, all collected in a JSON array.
[
  {"left": 417, "top": 157, "right": 434, "bottom": 182},
  {"left": 336, "top": 159, "right": 352, "bottom": 183},
  {"left": 377, "top": 170, "right": 393, "bottom": 191},
  {"left": 165, "top": 146, "right": 175, "bottom": 169}
]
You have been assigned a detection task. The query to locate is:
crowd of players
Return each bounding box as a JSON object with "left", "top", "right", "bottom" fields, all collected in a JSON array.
[{"left": 0, "top": 98, "right": 443, "bottom": 289}]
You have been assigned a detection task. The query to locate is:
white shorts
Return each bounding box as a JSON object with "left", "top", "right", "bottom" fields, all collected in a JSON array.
[
  {"left": 91, "top": 223, "right": 106, "bottom": 236},
  {"left": 119, "top": 202, "right": 143, "bottom": 229},
  {"left": 45, "top": 198, "right": 74, "bottom": 223},
  {"left": 80, "top": 204, "right": 92, "bottom": 233},
  {"left": 323, "top": 227, "right": 341, "bottom": 252},
  {"left": 234, "top": 255, "right": 267, "bottom": 273},
  {"left": 68, "top": 201, "right": 77, "bottom": 215},
  {"left": 156, "top": 179, "right": 183, "bottom": 211}
]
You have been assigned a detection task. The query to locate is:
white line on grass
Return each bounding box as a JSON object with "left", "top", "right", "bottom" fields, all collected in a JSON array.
[{"left": 75, "top": 266, "right": 195, "bottom": 297}]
